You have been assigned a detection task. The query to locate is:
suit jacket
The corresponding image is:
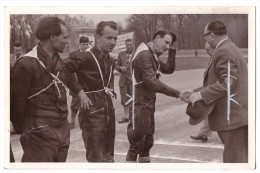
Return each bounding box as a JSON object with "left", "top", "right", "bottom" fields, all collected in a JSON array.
[
  {"left": 116, "top": 50, "right": 132, "bottom": 87},
  {"left": 200, "top": 38, "right": 248, "bottom": 131}
]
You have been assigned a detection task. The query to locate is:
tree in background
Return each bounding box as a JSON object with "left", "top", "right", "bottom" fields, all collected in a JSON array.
[
  {"left": 125, "top": 14, "right": 248, "bottom": 50},
  {"left": 10, "top": 14, "right": 95, "bottom": 53},
  {"left": 10, "top": 14, "right": 248, "bottom": 53}
]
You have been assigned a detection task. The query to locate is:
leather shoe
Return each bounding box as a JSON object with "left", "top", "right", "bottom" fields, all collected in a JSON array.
[
  {"left": 190, "top": 134, "right": 208, "bottom": 143},
  {"left": 118, "top": 117, "right": 129, "bottom": 124}
]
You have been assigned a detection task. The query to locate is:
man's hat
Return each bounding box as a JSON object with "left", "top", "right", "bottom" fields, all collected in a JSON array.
[{"left": 186, "top": 100, "right": 215, "bottom": 125}]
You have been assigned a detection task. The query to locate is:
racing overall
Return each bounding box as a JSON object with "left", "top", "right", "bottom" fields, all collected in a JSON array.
[
  {"left": 126, "top": 43, "right": 180, "bottom": 162},
  {"left": 10, "top": 44, "right": 70, "bottom": 162},
  {"left": 64, "top": 47, "right": 116, "bottom": 162}
]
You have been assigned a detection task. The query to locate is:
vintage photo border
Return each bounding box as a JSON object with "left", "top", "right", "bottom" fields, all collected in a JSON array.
[{"left": 2, "top": 4, "right": 257, "bottom": 171}]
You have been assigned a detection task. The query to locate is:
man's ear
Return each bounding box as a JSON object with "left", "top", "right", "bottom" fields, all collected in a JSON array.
[
  {"left": 96, "top": 34, "right": 101, "bottom": 40},
  {"left": 155, "top": 35, "right": 161, "bottom": 40},
  {"left": 50, "top": 35, "right": 56, "bottom": 42}
]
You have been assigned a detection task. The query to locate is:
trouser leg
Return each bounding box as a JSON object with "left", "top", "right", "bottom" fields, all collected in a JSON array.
[
  {"left": 20, "top": 117, "right": 70, "bottom": 162},
  {"left": 126, "top": 106, "right": 153, "bottom": 161},
  {"left": 102, "top": 106, "right": 116, "bottom": 162},
  {"left": 70, "top": 96, "right": 80, "bottom": 124},
  {"left": 199, "top": 116, "right": 212, "bottom": 137},
  {"left": 217, "top": 125, "right": 248, "bottom": 163},
  {"left": 53, "top": 121, "right": 70, "bottom": 162},
  {"left": 126, "top": 122, "right": 145, "bottom": 161},
  {"left": 140, "top": 113, "right": 155, "bottom": 158},
  {"left": 79, "top": 109, "right": 107, "bottom": 162}
]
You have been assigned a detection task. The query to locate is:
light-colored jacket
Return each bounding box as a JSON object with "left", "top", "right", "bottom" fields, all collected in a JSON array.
[{"left": 200, "top": 38, "right": 248, "bottom": 131}]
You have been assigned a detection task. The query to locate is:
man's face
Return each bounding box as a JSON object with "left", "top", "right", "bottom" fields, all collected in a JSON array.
[
  {"left": 205, "top": 42, "right": 214, "bottom": 57},
  {"left": 52, "top": 24, "right": 69, "bottom": 53},
  {"left": 96, "top": 26, "right": 118, "bottom": 53},
  {"left": 203, "top": 25, "right": 215, "bottom": 48},
  {"left": 125, "top": 41, "right": 134, "bottom": 52},
  {"left": 154, "top": 34, "right": 172, "bottom": 56},
  {"left": 79, "top": 42, "right": 89, "bottom": 51},
  {"left": 13, "top": 46, "right": 22, "bottom": 57}
]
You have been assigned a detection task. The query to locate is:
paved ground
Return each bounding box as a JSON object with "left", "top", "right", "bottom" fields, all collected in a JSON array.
[{"left": 10, "top": 69, "right": 224, "bottom": 163}]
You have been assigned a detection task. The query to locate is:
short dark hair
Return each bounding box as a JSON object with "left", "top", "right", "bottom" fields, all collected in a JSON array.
[
  {"left": 125, "top": 38, "right": 133, "bottom": 43},
  {"left": 207, "top": 21, "right": 227, "bottom": 36},
  {"left": 152, "top": 30, "right": 177, "bottom": 44},
  {"left": 13, "top": 42, "right": 22, "bottom": 47},
  {"left": 79, "top": 36, "right": 89, "bottom": 43},
  {"left": 96, "top": 21, "right": 117, "bottom": 36},
  {"left": 35, "top": 17, "right": 66, "bottom": 41}
]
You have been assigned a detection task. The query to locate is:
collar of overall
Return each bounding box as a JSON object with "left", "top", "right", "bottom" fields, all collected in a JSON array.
[{"left": 147, "top": 42, "right": 161, "bottom": 77}]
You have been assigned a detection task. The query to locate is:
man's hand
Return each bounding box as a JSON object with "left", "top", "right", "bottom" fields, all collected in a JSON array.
[
  {"left": 78, "top": 90, "right": 93, "bottom": 110},
  {"left": 179, "top": 91, "right": 193, "bottom": 103},
  {"left": 189, "top": 92, "right": 202, "bottom": 107}
]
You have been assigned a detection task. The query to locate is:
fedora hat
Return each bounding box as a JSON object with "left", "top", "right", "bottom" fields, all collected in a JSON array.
[{"left": 186, "top": 100, "right": 215, "bottom": 125}]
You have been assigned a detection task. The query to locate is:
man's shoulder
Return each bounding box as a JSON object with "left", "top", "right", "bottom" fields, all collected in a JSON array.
[
  {"left": 69, "top": 49, "right": 80, "bottom": 56},
  {"left": 11, "top": 56, "right": 38, "bottom": 73},
  {"left": 215, "top": 42, "right": 241, "bottom": 58},
  {"left": 16, "top": 55, "right": 38, "bottom": 65},
  {"left": 135, "top": 50, "right": 153, "bottom": 59},
  {"left": 69, "top": 50, "right": 92, "bottom": 59}
]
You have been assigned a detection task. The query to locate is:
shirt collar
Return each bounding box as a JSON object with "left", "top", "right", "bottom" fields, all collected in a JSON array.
[
  {"left": 37, "top": 43, "right": 60, "bottom": 72},
  {"left": 91, "top": 46, "right": 109, "bottom": 59},
  {"left": 216, "top": 37, "right": 229, "bottom": 49},
  {"left": 126, "top": 50, "right": 133, "bottom": 54}
]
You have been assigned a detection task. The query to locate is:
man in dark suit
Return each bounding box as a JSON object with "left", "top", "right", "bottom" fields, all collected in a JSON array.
[
  {"left": 189, "top": 21, "right": 248, "bottom": 163},
  {"left": 116, "top": 39, "right": 134, "bottom": 124},
  {"left": 69, "top": 36, "right": 89, "bottom": 129}
]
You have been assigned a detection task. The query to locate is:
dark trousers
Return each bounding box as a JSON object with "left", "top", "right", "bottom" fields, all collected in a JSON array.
[
  {"left": 79, "top": 104, "right": 115, "bottom": 162},
  {"left": 217, "top": 125, "right": 248, "bottom": 163},
  {"left": 20, "top": 117, "right": 70, "bottom": 162},
  {"left": 119, "top": 78, "right": 132, "bottom": 105},
  {"left": 70, "top": 96, "right": 80, "bottom": 123},
  {"left": 126, "top": 101, "right": 155, "bottom": 161}
]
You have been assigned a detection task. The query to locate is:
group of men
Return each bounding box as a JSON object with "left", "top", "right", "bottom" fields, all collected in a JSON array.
[{"left": 10, "top": 16, "right": 248, "bottom": 163}]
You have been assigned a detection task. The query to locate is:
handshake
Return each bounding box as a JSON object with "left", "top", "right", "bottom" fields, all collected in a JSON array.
[{"left": 178, "top": 91, "right": 202, "bottom": 106}]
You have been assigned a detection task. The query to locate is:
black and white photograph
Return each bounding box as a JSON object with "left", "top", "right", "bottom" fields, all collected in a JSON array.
[{"left": 1, "top": 2, "right": 258, "bottom": 172}]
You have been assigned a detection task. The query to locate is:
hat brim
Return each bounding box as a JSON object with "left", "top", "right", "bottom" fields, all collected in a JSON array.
[
  {"left": 189, "top": 111, "right": 209, "bottom": 125},
  {"left": 186, "top": 101, "right": 215, "bottom": 125}
]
